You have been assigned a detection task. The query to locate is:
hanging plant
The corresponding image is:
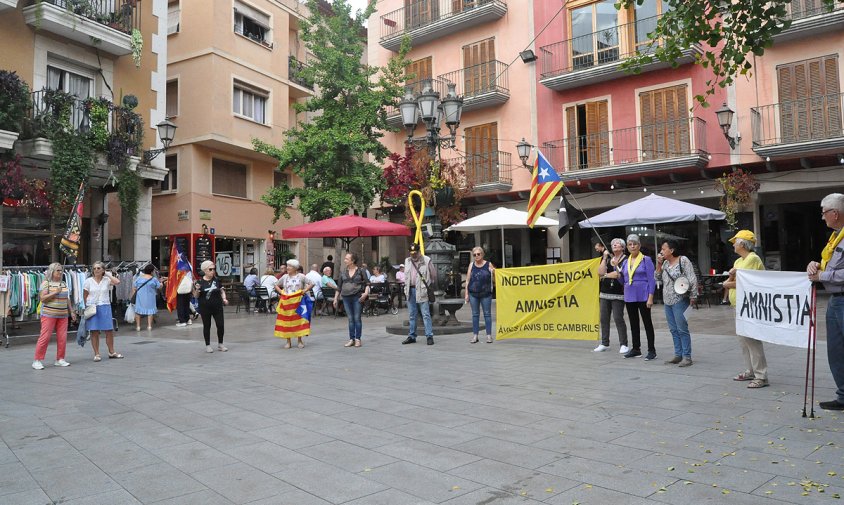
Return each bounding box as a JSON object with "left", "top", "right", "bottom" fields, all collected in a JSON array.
[
  {"left": 117, "top": 168, "right": 140, "bottom": 219},
  {"left": 714, "top": 168, "right": 760, "bottom": 228},
  {"left": 50, "top": 128, "right": 93, "bottom": 210},
  {"left": 0, "top": 155, "right": 52, "bottom": 214},
  {"left": 131, "top": 29, "right": 143, "bottom": 68},
  {"left": 0, "top": 70, "right": 31, "bottom": 133},
  {"left": 84, "top": 96, "right": 110, "bottom": 150}
]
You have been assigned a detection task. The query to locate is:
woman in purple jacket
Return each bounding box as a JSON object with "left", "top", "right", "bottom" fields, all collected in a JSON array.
[{"left": 619, "top": 234, "right": 657, "bottom": 360}]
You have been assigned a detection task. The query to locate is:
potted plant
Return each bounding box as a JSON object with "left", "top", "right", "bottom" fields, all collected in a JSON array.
[
  {"left": 0, "top": 70, "right": 31, "bottom": 149},
  {"left": 714, "top": 168, "right": 760, "bottom": 228}
]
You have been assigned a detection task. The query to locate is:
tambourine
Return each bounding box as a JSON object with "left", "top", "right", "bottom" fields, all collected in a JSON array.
[{"left": 673, "top": 277, "right": 690, "bottom": 295}]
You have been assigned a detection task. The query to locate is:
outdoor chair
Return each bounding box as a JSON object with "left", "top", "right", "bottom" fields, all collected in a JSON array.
[
  {"left": 235, "top": 284, "right": 256, "bottom": 314},
  {"left": 255, "top": 287, "right": 273, "bottom": 314}
]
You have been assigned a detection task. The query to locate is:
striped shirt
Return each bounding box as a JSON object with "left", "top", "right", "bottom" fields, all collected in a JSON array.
[{"left": 40, "top": 281, "right": 69, "bottom": 318}]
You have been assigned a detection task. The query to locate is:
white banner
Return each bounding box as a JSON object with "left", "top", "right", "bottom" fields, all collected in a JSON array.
[{"left": 735, "top": 270, "right": 812, "bottom": 348}]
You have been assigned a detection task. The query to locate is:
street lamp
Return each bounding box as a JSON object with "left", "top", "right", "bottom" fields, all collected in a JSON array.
[
  {"left": 516, "top": 138, "right": 532, "bottom": 168},
  {"left": 715, "top": 102, "right": 738, "bottom": 149},
  {"left": 400, "top": 79, "right": 464, "bottom": 157},
  {"left": 143, "top": 119, "right": 178, "bottom": 163}
]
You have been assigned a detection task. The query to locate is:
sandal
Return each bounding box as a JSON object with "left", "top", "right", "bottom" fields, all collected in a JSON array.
[
  {"left": 297, "top": 342, "right": 305, "bottom": 349},
  {"left": 747, "top": 379, "right": 769, "bottom": 388},
  {"left": 108, "top": 353, "right": 124, "bottom": 359},
  {"left": 135, "top": 326, "right": 141, "bottom": 331},
  {"left": 283, "top": 341, "right": 291, "bottom": 349},
  {"left": 93, "top": 355, "right": 101, "bottom": 362},
  {"left": 733, "top": 372, "right": 755, "bottom": 381}
]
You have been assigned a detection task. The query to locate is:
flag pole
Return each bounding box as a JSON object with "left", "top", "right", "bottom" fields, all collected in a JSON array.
[{"left": 561, "top": 185, "right": 607, "bottom": 251}]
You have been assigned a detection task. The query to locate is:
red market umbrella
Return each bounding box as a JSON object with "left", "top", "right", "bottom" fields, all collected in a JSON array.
[{"left": 281, "top": 214, "right": 411, "bottom": 249}]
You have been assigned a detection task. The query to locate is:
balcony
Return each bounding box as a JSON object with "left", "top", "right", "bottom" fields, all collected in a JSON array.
[
  {"left": 288, "top": 56, "right": 314, "bottom": 98},
  {"left": 0, "top": 0, "right": 17, "bottom": 13},
  {"left": 22, "top": 0, "right": 140, "bottom": 56},
  {"left": 443, "top": 151, "right": 512, "bottom": 193},
  {"left": 436, "top": 60, "right": 509, "bottom": 113},
  {"left": 772, "top": 0, "right": 844, "bottom": 43},
  {"left": 539, "top": 15, "right": 702, "bottom": 91},
  {"left": 541, "top": 117, "right": 709, "bottom": 181},
  {"left": 385, "top": 77, "right": 449, "bottom": 128},
  {"left": 379, "top": 0, "right": 507, "bottom": 52},
  {"left": 750, "top": 93, "right": 844, "bottom": 159}
]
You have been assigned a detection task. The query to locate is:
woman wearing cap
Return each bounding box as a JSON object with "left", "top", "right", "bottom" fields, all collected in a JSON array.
[
  {"left": 275, "top": 259, "right": 314, "bottom": 349},
  {"left": 194, "top": 260, "right": 229, "bottom": 353},
  {"left": 655, "top": 239, "right": 698, "bottom": 367},
  {"left": 619, "top": 234, "right": 657, "bottom": 360},
  {"left": 723, "top": 230, "right": 769, "bottom": 388}
]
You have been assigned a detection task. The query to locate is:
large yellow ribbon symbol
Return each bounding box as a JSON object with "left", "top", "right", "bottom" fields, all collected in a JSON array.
[{"left": 408, "top": 189, "right": 426, "bottom": 256}]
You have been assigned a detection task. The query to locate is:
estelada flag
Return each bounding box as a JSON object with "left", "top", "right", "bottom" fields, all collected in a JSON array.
[
  {"left": 274, "top": 290, "right": 312, "bottom": 338},
  {"left": 165, "top": 240, "right": 192, "bottom": 312},
  {"left": 527, "top": 149, "right": 564, "bottom": 228},
  {"left": 59, "top": 182, "right": 85, "bottom": 259}
]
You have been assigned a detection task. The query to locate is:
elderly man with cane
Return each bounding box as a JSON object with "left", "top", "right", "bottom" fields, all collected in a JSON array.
[{"left": 807, "top": 193, "right": 844, "bottom": 411}]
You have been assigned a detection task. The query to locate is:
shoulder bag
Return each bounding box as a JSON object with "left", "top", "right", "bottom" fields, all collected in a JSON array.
[
  {"left": 177, "top": 274, "right": 193, "bottom": 294},
  {"left": 410, "top": 258, "right": 435, "bottom": 303}
]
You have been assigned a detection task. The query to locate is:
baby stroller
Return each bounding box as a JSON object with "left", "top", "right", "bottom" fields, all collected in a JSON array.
[{"left": 366, "top": 283, "right": 398, "bottom": 315}]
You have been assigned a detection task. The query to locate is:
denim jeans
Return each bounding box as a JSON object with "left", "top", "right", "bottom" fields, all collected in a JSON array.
[
  {"left": 664, "top": 298, "right": 691, "bottom": 358},
  {"left": 826, "top": 295, "right": 844, "bottom": 402},
  {"left": 468, "top": 293, "right": 492, "bottom": 336},
  {"left": 342, "top": 295, "right": 363, "bottom": 339},
  {"left": 407, "top": 287, "right": 433, "bottom": 338}
]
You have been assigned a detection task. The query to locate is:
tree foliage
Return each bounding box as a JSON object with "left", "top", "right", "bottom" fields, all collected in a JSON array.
[
  {"left": 253, "top": 0, "right": 409, "bottom": 222},
  {"left": 618, "top": 0, "right": 840, "bottom": 105}
]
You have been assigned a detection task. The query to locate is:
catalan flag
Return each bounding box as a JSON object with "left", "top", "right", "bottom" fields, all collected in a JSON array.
[
  {"left": 274, "top": 290, "right": 311, "bottom": 339},
  {"left": 527, "top": 149, "right": 564, "bottom": 228},
  {"left": 165, "top": 240, "right": 192, "bottom": 312}
]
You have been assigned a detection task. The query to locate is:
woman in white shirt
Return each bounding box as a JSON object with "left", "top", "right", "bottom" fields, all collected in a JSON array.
[{"left": 83, "top": 261, "right": 122, "bottom": 361}]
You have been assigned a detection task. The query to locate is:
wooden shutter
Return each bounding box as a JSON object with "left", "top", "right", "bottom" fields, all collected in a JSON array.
[
  {"left": 406, "top": 57, "right": 432, "bottom": 93},
  {"left": 463, "top": 38, "right": 495, "bottom": 96},
  {"left": 778, "top": 56, "right": 841, "bottom": 142},
  {"left": 585, "top": 101, "right": 609, "bottom": 168},
  {"left": 464, "top": 122, "right": 498, "bottom": 184},
  {"left": 566, "top": 106, "right": 577, "bottom": 170},
  {"left": 406, "top": 0, "right": 437, "bottom": 29},
  {"left": 639, "top": 84, "right": 689, "bottom": 160}
]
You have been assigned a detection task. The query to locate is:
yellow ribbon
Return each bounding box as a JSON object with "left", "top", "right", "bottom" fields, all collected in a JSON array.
[
  {"left": 408, "top": 189, "right": 426, "bottom": 256},
  {"left": 821, "top": 229, "right": 844, "bottom": 270},
  {"left": 626, "top": 253, "right": 644, "bottom": 285}
]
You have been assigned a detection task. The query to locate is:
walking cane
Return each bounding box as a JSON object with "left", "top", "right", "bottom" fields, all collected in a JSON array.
[{"left": 803, "top": 285, "right": 817, "bottom": 418}]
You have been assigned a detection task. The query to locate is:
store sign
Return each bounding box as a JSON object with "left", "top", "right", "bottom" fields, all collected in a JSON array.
[
  {"left": 178, "top": 210, "right": 189, "bottom": 221},
  {"left": 216, "top": 252, "right": 233, "bottom": 276},
  {"left": 194, "top": 235, "right": 213, "bottom": 273},
  {"left": 199, "top": 208, "right": 212, "bottom": 220}
]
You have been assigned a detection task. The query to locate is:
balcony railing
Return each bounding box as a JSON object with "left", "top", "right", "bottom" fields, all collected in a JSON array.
[
  {"left": 289, "top": 56, "right": 313, "bottom": 89},
  {"left": 541, "top": 117, "right": 707, "bottom": 172},
  {"left": 379, "top": 0, "right": 507, "bottom": 50},
  {"left": 787, "top": 0, "right": 842, "bottom": 20},
  {"left": 385, "top": 77, "right": 449, "bottom": 126},
  {"left": 437, "top": 60, "right": 509, "bottom": 101},
  {"left": 751, "top": 93, "right": 844, "bottom": 150},
  {"left": 35, "top": 0, "right": 140, "bottom": 34},
  {"left": 444, "top": 150, "right": 512, "bottom": 190},
  {"left": 540, "top": 15, "right": 667, "bottom": 80}
]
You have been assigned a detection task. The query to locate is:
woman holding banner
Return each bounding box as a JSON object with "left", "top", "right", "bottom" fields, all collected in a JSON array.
[
  {"left": 723, "top": 230, "right": 769, "bottom": 388},
  {"left": 596, "top": 238, "right": 629, "bottom": 354},
  {"left": 619, "top": 234, "right": 657, "bottom": 360},
  {"left": 655, "top": 240, "right": 698, "bottom": 367}
]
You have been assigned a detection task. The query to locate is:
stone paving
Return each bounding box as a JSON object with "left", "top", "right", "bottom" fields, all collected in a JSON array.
[{"left": 1, "top": 301, "right": 843, "bottom": 504}]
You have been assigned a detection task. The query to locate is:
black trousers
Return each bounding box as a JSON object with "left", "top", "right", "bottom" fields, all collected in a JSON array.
[
  {"left": 626, "top": 301, "right": 655, "bottom": 353},
  {"left": 176, "top": 293, "right": 191, "bottom": 323},
  {"left": 199, "top": 300, "right": 224, "bottom": 345}
]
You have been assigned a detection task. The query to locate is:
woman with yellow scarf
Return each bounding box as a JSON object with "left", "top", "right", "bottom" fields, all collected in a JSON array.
[{"left": 619, "top": 234, "right": 657, "bottom": 360}]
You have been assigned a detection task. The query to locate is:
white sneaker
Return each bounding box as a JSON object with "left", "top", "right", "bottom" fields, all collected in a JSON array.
[
  {"left": 206, "top": 345, "right": 214, "bottom": 353},
  {"left": 176, "top": 322, "right": 187, "bottom": 327},
  {"left": 217, "top": 344, "right": 228, "bottom": 352},
  {"left": 32, "top": 360, "right": 44, "bottom": 370},
  {"left": 54, "top": 359, "right": 70, "bottom": 367},
  {"left": 619, "top": 345, "right": 630, "bottom": 354},
  {"left": 187, "top": 319, "right": 193, "bottom": 325},
  {"left": 593, "top": 344, "right": 610, "bottom": 352}
]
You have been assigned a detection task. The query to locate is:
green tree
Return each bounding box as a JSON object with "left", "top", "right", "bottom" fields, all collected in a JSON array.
[
  {"left": 253, "top": 0, "right": 408, "bottom": 222},
  {"left": 619, "top": 0, "right": 841, "bottom": 104}
]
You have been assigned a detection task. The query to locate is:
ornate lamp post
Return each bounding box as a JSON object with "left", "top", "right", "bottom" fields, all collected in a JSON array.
[{"left": 142, "top": 119, "right": 178, "bottom": 163}]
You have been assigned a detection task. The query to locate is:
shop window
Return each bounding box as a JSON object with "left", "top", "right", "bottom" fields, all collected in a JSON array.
[
  {"left": 212, "top": 159, "right": 247, "bottom": 198},
  {"left": 234, "top": 2, "right": 272, "bottom": 47},
  {"left": 166, "top": 79, "right": 178, "bottom": 118},
  {"left": 565, "top": 100, "right": 609, "bottom": 169},
  {"left": 233, "top": 81, "right": 268, "bottom": 124}
]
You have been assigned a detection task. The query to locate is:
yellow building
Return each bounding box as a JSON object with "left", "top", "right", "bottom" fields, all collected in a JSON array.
[{"left": 0, "top": 0, "right": 169, "bottom": 266}]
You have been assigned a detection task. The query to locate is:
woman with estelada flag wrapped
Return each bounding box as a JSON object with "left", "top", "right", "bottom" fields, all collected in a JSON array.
[{"left": 274, "top": 259, "right": 314, "bottom": 349}]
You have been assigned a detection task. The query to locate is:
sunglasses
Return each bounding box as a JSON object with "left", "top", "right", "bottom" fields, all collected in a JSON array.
[
  {"left": 207, "top": 268, "right": 216, "bottom": 271},
  {"left": 473, "top": 253, "right": 482, "bottom": 257},
  {"left": 93, "top": 267, "right": 103, "bottom": 270}
]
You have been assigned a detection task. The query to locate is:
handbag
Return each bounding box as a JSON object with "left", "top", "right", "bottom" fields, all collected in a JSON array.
[
  {"left": 83, "top": 304, "right": 97, "bottom": 319},
  {"left": 177, "top": 275, "right": 193, "bottom": 294},
  {"left": 124, "top": 303, "right": 136, "bottom": 323},
  {"left": 409, "top": 258, "right": 435, "bottom": 303}
]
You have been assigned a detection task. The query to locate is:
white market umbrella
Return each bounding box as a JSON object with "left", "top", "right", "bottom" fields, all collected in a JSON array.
[
  {"left": 578, "top": 193, "right": 725, "bottom": 254},
  {"left": 446, "top": 207, "right": 557, "bottom": 267}
]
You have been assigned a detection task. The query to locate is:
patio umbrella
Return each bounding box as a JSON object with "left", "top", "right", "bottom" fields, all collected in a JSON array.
[
  {"left": 445, "top": 207, "right": 557, "bottom": 267},
  {"left": 578, "top": 193, "right": 725, "bottom": 253},
  {"left": 281, "top": 214, "right": 411, "bottom": 249}
]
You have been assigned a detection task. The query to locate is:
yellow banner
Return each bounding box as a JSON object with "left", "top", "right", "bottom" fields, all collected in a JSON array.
[{"left": 495, "top": 258, "right": 600, "bottom": 340}]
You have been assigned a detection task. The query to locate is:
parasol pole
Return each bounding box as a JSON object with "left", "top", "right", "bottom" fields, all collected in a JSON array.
[{"left": 500, "top": 226, "right": 505, "bottom": 268}]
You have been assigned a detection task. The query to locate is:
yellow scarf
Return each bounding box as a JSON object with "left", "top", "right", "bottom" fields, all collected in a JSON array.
[
  {"left": 821, "top": 229, "right": 844, "bottom": 270},
  {"left": 626, "top": 253, "right": 644, "bottom": 285}
]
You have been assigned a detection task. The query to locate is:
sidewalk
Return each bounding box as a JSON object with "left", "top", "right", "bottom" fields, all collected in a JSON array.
[{"left": 0, "top": 302, "right": 842, "bottom": 504}]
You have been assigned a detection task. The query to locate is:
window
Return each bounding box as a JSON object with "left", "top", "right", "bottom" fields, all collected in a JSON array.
[
  {"left": 404, "top": 0, "right": 438, "bottom": 29},
  {"left": 212, "top": 159, "right": 247, "bottom": 198},
  {"left": 633, "top": 0, "right": 669, "bottom": 52},
  {"left": 570, "top": 0, "right": 619, "bottom": 69},
  {"left": 166, "top": 79, "right": 178, "bottom": 117},
  {"left": 463, "top": 38, "right": 496, "bottom": 96},
  {"left": 777, "top": 55, "right": 841, "bottom": 143},
  {"left": 233, "top": 81, "right": 268, "bottom": 124},
  {"left": 234, "top": 2, "right": 272, "bottom": 47},
  {"left": 464, "top": 122, "right": 498, "bottom": 184},
  {"left": 565, "top": 101, "right": 609, "bottom": 169},
  {"left": 167, "top": 0, "right": 180, "bottom": 34},
  {"left": 156, "top": 154, "right": 178, "bottom": 193},
  {"left": 46, "top": 65, "right": 93, "bottom": 130},
  {"left": 273, "top": 170, "right": 290, "bottom": 188},
  {"left": 406, "top": 56, "right": 432, "bottom": 92},
  {"left": 639, "top": 84, "right": 690, "bottom": 160}
]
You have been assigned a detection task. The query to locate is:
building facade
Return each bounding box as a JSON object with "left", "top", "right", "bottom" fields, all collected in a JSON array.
[
  {"left": 0, "top": 0, "right": 168, "bottom": 266},
  {"left": 152, "top": 0, "right": 314, "bottom": 278}
]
